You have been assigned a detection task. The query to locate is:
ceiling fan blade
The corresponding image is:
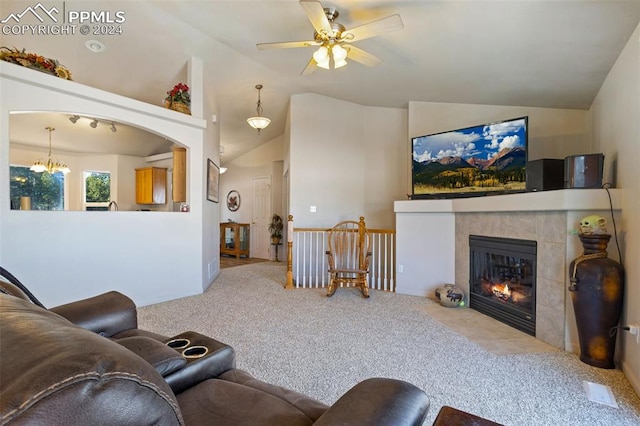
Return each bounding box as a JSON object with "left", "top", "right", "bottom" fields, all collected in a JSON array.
[
  {"left": 341, "top": 14, "right": 404, "bottom": 42},
  {"left": 301, "top": 58, "right": 318, "bottom": 76},
  {"left": 257, "top": 40, "right": 319, "bottom": 50},
  {"left": 346, "top": 45, "right": 382, "bottom": 67},
  {"left": 299, "top": 0, "right": 332, "bottom": 37}
]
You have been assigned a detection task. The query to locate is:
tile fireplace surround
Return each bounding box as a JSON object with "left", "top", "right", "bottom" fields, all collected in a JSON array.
[{"left": 394, "top": 189, "right": 622, "bottom": 352}]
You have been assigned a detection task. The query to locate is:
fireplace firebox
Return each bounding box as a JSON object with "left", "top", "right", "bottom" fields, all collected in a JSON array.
[{"left": 469, "top": 235, "right": 537, "bottom": 335}]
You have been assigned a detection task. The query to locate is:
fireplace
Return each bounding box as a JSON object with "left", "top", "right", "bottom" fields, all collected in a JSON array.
[{"left": 469, "top": 235, "right": 537, "bottom": 336}]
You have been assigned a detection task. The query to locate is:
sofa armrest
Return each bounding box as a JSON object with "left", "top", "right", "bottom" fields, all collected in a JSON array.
[
  {"left": 116, "top": 336, "right": 187, "bottom": 377},
  {"left": 314, "top": 378, "right": 429, "bottom": 426},
  {"left": 164, "top": 331, "right": 236, "bottom": 394},
  {"left": 50, "top": 291, "right": 137, "bottom": 337}
]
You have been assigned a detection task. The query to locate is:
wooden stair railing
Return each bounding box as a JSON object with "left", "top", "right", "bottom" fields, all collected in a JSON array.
[{"left": 285, "top": 216, "right": 396, "bottom": 293}]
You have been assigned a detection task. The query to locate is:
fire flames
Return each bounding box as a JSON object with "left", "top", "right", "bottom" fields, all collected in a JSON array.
[
  {"left": 479, "top": 277, "right": 531, "bottom": 305},
  {"left": 492, "top": 283, "right": 511, "bottom": 301}
]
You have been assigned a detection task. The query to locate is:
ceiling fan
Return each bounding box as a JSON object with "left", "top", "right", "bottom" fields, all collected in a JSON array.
[{"left": 257, "top": 0, "right": 404, "bottom": 75}]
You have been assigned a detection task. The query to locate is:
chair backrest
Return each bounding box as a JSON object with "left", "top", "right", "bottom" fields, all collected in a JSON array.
[{"left": 327, "top": 217, "right": 371, "bottom": 272}]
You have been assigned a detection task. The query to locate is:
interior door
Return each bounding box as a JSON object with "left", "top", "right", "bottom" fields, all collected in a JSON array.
[{"left": 251, "top": 176, "right": 271, "bottom": 259}]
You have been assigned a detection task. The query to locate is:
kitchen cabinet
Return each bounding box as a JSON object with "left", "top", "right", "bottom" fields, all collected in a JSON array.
[
  {"left": 135, "top": 167, "right": 167, "bottom": 205},
  {"left": 220, "top": 223, "right": 250, "bottom": 259},
  {"left": 172, "top": 147, "right": 186, "bottom": 203}
]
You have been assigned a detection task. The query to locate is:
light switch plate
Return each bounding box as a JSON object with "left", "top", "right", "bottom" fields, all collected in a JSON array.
[{"left": 310, "top": 206, "right": 317, "bottom": 213}]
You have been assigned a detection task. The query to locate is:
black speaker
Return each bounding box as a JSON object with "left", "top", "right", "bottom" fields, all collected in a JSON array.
[
  {"left": 564, "top": 153, "right": 604, "bottom": 189},
  {"left": 526, "top": 159, "right": 565, "bottom": 192}
]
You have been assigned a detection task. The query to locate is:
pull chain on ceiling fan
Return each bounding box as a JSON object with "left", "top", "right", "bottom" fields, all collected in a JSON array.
[{"left": 257, "top": 0, "right": 404, "bottom": 75}]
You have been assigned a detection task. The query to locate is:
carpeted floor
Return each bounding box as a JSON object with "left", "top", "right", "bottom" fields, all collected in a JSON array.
[{"left": 138, "top": 262, "right": 640, "bottom": 426}]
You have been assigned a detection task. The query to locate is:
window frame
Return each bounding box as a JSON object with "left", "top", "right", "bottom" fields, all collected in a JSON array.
[
  {"left": 9, "top": 164, "right": 66, "bottom": 211},
  {"left": 83, "top": 170, "right": 112, "bottom": 211}
]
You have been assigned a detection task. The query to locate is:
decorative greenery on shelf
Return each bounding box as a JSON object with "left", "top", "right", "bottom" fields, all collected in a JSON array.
[
  {"left": 165, "top": 82, "right": 191, "bottom": 106},
  {"left": 268, "top": 214, "right": 284, "bottom": 241},
  {"left": 0, "top": 47, "right": 72, "bottom": 80}
]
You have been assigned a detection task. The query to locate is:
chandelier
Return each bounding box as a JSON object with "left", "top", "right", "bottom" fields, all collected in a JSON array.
[
  {"left": 30, "top": 127, "right": 70, "bottom": 174},
  {"left": 246, "top": 84, "right": 271, "bottom": 133}
]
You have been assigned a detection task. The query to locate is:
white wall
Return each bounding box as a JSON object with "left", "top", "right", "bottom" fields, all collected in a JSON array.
[
  {"left": 395, "top": 210, "right": 455, "bottom": 296},
  {"left": 200, "top": 67, "right": 222, "bottom": 290},
  {"left": 289, "top": 93, "right": 407, "bottom": 228},
  {"left": 590, "top": 22, "right": 640, "bottom": 395},
  {"left": 363, "top": 106, "right": 409, "bottom": 226},
  {"left": 220, "top": 135, "right": 284, "bottom": 223},
  {"left": 0, "top": 62, "right": 209, "bottom": 307}
]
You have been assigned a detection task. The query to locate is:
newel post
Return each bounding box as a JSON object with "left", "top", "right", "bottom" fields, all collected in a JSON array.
[
  {"left": 285, "top": 215, "right": 294, "bottom": 290},
  {"left": 358, "top": 216, "right": 366, "bottom": 269}
]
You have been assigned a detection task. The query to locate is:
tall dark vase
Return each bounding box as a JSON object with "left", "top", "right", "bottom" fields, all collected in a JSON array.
[{"left": 569, "top": 234, "right": 624, "bottom": 369}]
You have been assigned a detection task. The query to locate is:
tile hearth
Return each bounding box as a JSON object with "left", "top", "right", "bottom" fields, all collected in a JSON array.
[{"left": 424, "top": 302, "right": 557, "bottom": 355}]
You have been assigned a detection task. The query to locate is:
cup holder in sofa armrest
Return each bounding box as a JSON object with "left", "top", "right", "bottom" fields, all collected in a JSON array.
[
  {"left": 166, "top": 338, "right": 190, "bottom": 350},
  {"left": 162, "top": 331, "right": 236, "bottom": 395},
  {"left": 182, "top": 345, "right": 208, "bottom": 359},
  {"left": 116, "top": 336, "right": 187, "bottom": 377}
]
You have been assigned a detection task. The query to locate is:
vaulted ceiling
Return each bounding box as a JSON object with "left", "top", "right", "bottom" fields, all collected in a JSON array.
[{"left": 2, "top": 0, "right": 639, "bottom": 163}]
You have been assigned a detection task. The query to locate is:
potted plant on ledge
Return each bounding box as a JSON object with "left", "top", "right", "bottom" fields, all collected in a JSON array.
[
  {"left": 268, "top": 214, "right": 283, "bottom": 245},
  {"left": 164, "top": 82, "right": 191, "bottom": 115}
]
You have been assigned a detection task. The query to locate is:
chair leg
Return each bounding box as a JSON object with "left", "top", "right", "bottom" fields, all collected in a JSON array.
[
  {"left": 327, "top": 278, "right": 337, "bottom": 297},
  {"left": 360, "top": 283, "right": 370, "bottom": 298},
  {"left": 358, "top": 275, "right": 370, "bottom": 298},
  {"left": 361, "top": 286, "right": 369, "bottom": 298}
]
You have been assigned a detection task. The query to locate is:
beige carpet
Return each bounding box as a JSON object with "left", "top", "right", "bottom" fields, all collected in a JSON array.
[{"left": 138, "top": 262, "right": 640, "bottom": 426}]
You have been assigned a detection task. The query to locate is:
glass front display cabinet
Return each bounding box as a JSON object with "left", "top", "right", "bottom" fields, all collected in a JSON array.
[{"left": 220, "top": 222, "right": 250, "bottom": 259}]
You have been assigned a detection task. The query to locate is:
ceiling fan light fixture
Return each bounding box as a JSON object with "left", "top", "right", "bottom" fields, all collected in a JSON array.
[
  {"left": 313, "top": 46, "right": 330, "bottom": 69},
  {"left": 90, "top": 119, "right": 98, "bottom": 128},
  {"left": 69, "top": 115, "right": 80, "bottom": 124},
  {"left": 246, "top": 84, "right": 271, "bottom": 133},
  {"left": 332, "top": 44, "right": 348, "bottom": 68}
]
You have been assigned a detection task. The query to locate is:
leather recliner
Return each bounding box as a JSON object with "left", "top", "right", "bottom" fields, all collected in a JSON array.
[{"left": 0, "top": 277, "right": 430, "bottom": 425}]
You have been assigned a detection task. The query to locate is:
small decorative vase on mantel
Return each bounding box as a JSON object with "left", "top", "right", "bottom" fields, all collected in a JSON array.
[{"left": 569, "top": 233, "right": 624, "bottom": 369}]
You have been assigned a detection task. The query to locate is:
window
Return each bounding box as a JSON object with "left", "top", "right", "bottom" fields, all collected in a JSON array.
[
  {"left": 84, "top": 171, "right": 111, "bottom": 211},
  {"left": 10, "top": 165, "right": 65, "bottom": 210}
]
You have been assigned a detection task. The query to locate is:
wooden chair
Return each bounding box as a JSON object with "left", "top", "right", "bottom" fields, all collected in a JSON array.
[{"left": 325, "top": 217, "right": 372, "bottom": 298}]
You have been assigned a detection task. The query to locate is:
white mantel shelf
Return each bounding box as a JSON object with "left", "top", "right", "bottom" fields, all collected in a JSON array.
[{"left": 394, "top": 188, "right": 622, "bottom": 213}]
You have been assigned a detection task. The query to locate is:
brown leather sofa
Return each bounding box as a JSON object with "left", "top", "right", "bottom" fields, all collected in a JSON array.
[{"left": 0, "top": 276, "right": 430, "bottom": 425}]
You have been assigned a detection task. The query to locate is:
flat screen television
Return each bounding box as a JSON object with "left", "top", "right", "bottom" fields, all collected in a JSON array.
[{"left": 411, "top": 116, "right": 528, "bottom": 199}]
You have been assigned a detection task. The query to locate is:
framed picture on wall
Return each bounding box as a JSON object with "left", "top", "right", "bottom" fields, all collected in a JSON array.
[
  {"left": 207, "top": 159, "right": 219, "bottom": 203},
  {"left": 226, "top": 190, "right": 240, "bottom": 211}
]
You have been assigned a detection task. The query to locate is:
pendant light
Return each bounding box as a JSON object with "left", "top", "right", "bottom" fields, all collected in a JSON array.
[
  {"left": 30, "top": 127, "right": 70, "bottom": 174},
  {"left": 246, "top": 84, "right": 271, "bottom": 133}
]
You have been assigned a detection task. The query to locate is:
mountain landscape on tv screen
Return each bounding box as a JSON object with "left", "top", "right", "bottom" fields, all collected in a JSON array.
[{"left": 413, "top": 146, "right": 526, "bottom": 194}]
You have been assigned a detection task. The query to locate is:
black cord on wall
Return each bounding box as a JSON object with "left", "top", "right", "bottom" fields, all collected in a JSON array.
[{"left": 602, "top": 183, "right": 623, "bottom": 264}]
